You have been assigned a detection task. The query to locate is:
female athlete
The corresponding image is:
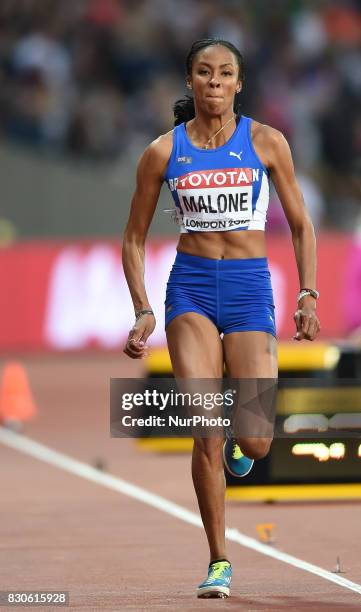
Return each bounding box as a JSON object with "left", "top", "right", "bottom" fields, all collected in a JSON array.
[{"left": 122, "top": 38, "right": 320, "bottom": 599}]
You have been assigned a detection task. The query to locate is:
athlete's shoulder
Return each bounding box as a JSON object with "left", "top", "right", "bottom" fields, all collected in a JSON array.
[
  {"left": 138, "top": 129, "right": 174, "bottom": 178},
  {"left": 147, "top": 129, "right": 174, "bottom": 162},
  {"left": 251, "top": 120, "right": 287, "bottom": 148},
  {"left": 250, "top": 120, "right": 291, "bottom": 168}
]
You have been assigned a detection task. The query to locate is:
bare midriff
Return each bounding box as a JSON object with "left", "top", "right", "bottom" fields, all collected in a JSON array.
[{"left": 177, "top": 229, "right": 267, "bottom": 260}]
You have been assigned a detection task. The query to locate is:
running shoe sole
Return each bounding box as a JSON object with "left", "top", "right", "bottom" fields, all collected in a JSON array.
[{"left": 197, "top": 585, "right": 230, "bottom": 598}]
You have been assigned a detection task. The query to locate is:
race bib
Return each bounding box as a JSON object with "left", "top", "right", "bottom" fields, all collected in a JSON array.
[{"left": 176, "top": 168, "right": 253, "bottom": 232}]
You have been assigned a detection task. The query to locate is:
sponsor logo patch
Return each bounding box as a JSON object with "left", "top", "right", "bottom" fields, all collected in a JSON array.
[
  {"left": 177, "top": 156, "right": 192, "bottom": 164},
  {"left": 229, "top": 151, "right": 243, "bottom": 161}
]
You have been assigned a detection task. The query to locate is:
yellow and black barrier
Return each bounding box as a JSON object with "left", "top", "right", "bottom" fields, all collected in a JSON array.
[{"left": 145, "top": 342, "right": 340, "bottom": 375}]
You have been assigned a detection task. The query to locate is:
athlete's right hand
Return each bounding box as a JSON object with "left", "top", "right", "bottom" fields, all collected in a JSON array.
[{"left": 123, "top": 313, "right": 156, "bottom": 359}]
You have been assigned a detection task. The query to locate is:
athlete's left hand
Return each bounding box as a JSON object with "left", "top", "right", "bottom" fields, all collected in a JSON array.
[{"left": 293, "top": 306, "right": 320, "bottom": 341}]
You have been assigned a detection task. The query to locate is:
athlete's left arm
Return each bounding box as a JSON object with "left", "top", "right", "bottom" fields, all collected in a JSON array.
[{"left": 259, "top": 126, "right": 320, "bottom": 341}]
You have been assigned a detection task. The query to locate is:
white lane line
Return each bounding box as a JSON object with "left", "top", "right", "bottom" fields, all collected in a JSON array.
[{"left": 1, "top": 426, "right": 361, "bottom": 596}]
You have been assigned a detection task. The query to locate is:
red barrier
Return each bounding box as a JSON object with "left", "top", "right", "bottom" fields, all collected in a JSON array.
[{"left": 0, "top": 235, "right": 358, "bottom": 351}]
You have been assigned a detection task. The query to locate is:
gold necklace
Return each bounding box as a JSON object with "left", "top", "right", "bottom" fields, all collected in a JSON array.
[{"left": 202, "top": 115, "right": 235, "bottom": 150}]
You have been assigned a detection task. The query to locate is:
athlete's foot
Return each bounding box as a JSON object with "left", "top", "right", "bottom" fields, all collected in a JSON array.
[
  {"left": 197, "top": 560, "right": 232, "bottom": 598},
  {"left": 223, "top": 438, "right": 254, "bottom": 477}
]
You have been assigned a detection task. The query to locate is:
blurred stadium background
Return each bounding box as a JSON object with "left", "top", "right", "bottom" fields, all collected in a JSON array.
[{"left": 0, "top": 0, "right": 361, "bottom": 353}]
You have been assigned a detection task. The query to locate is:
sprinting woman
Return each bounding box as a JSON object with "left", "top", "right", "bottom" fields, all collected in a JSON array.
[{"left": 122, "top": 38, "right": 320, "bottom": 599}]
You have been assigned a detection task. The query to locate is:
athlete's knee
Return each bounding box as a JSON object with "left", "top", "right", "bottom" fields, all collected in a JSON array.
[
  {"left": 193, "top": 437, "right": 224, "bottom": 464},
  {"left": 236, "top": 436, "right": 273, "bottom": 460}
]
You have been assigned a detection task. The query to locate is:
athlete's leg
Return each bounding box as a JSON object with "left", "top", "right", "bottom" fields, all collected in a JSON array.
[
  {"left": 166, "top": 312, "right": 227, "bottom": 563},
  {"left": 223, "top": 331, "right": 278, "bottom": 459}
]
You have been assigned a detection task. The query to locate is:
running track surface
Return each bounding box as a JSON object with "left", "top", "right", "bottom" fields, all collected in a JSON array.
[{"left": 1, "top": 354, "right": 361, "bottom": 611}]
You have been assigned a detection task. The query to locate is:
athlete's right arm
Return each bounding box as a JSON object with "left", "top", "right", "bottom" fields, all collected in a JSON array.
[{"left": 122, "top": 132, "right": 173, "bottom": 359}]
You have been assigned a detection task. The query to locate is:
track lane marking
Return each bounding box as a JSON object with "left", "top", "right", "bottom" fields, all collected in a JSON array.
[{"left": 1, "top": 426, "right": 361, "bottom": 596}]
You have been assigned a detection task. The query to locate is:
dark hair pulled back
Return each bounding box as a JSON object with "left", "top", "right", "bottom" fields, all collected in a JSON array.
[{"left": 173, "top": 38, "right": 245, "bottom": 126}]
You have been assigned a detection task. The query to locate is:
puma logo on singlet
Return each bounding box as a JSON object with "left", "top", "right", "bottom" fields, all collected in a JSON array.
[{"left": 229, "top": 151, "right": 243, "bottom": 161}]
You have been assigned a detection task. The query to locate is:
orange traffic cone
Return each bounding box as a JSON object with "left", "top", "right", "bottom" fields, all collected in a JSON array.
[{"left": 0, "top": 362, "right": 37, "bottom": 428}]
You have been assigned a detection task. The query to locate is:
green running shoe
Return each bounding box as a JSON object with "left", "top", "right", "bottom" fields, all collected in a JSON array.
[
  {"left": 197, "top": 560, "right": 232, "bottom": 598},
  {"left": 223, "top": 438, "right": 254, "bottom": 477}
]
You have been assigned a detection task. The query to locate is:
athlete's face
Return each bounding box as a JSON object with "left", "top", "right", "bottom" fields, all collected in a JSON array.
[{"left": 187, "top": 45, "right": 242, "bottom": 116}]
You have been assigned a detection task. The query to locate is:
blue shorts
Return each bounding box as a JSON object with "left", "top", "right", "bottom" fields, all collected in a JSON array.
[{"left": 165, "top": 251, "right": 276, "bottom": 337}]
